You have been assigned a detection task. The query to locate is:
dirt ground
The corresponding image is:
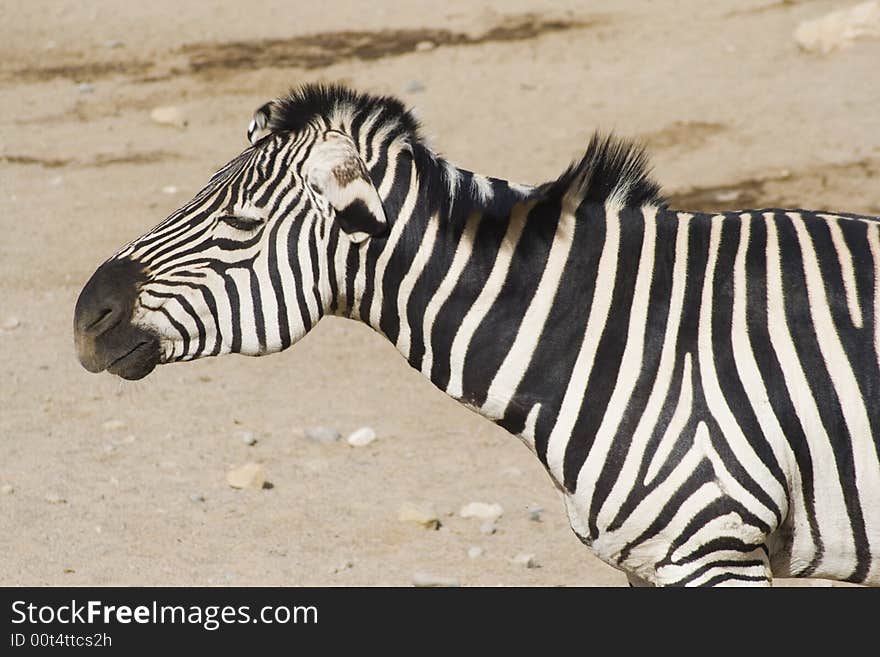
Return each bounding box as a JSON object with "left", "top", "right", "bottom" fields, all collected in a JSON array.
[{"left": 2, "top": 0, "right": 879, "bottom": 587}]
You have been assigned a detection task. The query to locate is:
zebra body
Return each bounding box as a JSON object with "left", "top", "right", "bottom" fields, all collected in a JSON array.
[{"left": 74, "top": 85, "right": 880, "bottom": 586}]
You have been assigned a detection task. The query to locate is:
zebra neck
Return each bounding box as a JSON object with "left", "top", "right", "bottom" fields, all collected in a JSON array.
[{"left": 344, "top": 156, "right": 546, "bottom": 421}]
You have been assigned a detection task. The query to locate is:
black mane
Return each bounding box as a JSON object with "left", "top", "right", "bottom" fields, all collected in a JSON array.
[{"left": 538, "top": 133, "right": 664, "bottom": 208}]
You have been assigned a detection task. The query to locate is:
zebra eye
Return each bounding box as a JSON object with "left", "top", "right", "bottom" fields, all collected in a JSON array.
[{"left": 217, "top": 215, "right": 264, "bottom": 231}]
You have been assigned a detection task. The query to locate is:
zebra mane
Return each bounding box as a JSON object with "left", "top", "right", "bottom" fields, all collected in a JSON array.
[
  {"left": 260, "top": 83, "right": 425, "bottom": 146},
  {"left": 538, "top": 133, "right": 664, "bottom": 208},
  {"left": 256, "top": 84, "right": 663, "bottom": 211}
]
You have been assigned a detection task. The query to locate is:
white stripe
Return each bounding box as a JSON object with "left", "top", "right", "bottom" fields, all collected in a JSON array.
[
  {"left": 645, "top": 352, "right": 694, "bottom": 484},
  {"left": 544, "top": 202, "right": 621, "bottom": 484},
  {"left": 579, "top": 207, "right": 657, "bottom": 514},
  {"left": 729, "top": 214, "right": 809, "bottom": 567},
  {"left": 445, "top": 203, "right": 529, "bottom": 399},
  {"left": 481, "top": 200, "right": 569, "bottom": 420},
  {"left": 395, "top": 215, "right": 440, "bottom": 360},
  {"left": 764, "top": 212, "right": 856, "bottom": 577},
  {"left": 368, "top": 160, "right": 419, "bottom": 331},
  {"left": 790, "top": 212, "right": 880, "bottom": 577},
  {"left": 420, "top": 213, "right": 480, "bottom": 377},
  {"left": 824, "top": 215, "right": 863, "bottom": 328},
  {"left": 697, "top": 214, "right": 783, "bottom": 530}
]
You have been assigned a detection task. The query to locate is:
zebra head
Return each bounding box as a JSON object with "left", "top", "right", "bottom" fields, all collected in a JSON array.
[{"left": 74, "top": 85, "right": 400, "bottom": 380}]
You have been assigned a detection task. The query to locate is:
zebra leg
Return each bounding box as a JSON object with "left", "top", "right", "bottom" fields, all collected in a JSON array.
[{"left": 654, "top": 544, "right": 774, "bottom": 587}]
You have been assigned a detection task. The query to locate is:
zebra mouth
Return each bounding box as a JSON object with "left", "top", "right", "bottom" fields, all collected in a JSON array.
[{"left": 105, "top": 338, "right": 160, "bottom": 380}]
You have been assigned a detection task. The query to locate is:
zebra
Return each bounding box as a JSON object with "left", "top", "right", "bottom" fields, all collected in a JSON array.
[{"left": 73, "top": 83, "right": 880, "bottom": 587}]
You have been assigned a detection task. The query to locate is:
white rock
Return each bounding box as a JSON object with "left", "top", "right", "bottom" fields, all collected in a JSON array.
[
  {"left": 161, "top": 185, "right": 178, "bottom": 194},
  {"left": 459, "top": 501, "right": 504, "bottom": 522},
  {"left": 528, "top": 505, "right": 544, "bottom": 522},
  {"left": 150, "top": 106, "right": 188, "bottom": 128},
  {"left": 226, "top": 463, "right": 266, "bottom": 489},
  {"left": 305, "top": 426, "right": 341, "bottom": 444},
  {"left": 415, "top": 40, "right": 436, "bottom": 51},
  {"left": 101, "top": 419, "right": 126, "bottom": 431},
  {"left": 512, "top": 553, "right": 540, "bottom": 568},
  {"left": 77, "top": 83, "right": 94, "bottom": 94},
  {"left": 190, "top": 493, "right": 205, "bottom": 503},
  {"left": 0, "top": 317, "right": 20, "bottom": 331},
  {"left": 45, "top": 493, "right": 67, "bottom": 504},
  {"left": 397, "top": 502, "right": 441, "bottom": 529},
  {"left": 404, "top": 80, "right": 425, "bottom": 93},
  {"left": 1, "top": 484, "right": 14, "bottom": 495},
  {"left": 467, "top": 546, "right": 483, "bottom": 559},
  {"left": 412, "top": 572, "right": 460, "bottom": 587},
  {"left": 347, "top": 426, "right": 377, "bottom": 447},
  {"left": 238, "top": 431, "right": 257, "bottom": 446},
  {"left": 104, "top": 39, "right": 123, "bottom": 49},
  {"left": 794, "top": 1, "right": 880, "bottom": 54}
]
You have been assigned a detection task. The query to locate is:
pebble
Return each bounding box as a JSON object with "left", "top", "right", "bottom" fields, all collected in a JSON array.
[
  {"left": 161, "top": 185, "right": 178, "bottom": 194},
  {"left": 190, "top": 493, "right": 205, "bottom": 503},
  {"left": 226, "top": 463, "right": 266, "bottom": 489},
  {"left": 512, "top": 553, "right": 540, "bottom": 569},
  {"left": 1, "top": 484, "right": 14, "bottom": 495},
  {"left": 502, "top": 467, "right": 522, "bottom": 477},
  {"left": 49, "top": 176, "right": 64, "bottom": 186},
  {"left": 397, "top": 502, "right": 441, "bottom": 529},
  {"left": 305, "top": 426, "right": 341, "bottom": 444},
  {"left": 238, "top": 431, "right": 257, "bottom": 446},
  {"left": 45, "top": 493, "right": 67, "bottom": 504},
  {"left": 459, "top": 501, "right": 504, "bottom": 522},
  {"left": 77, "top": 83, "right": 94, "bottom": 94},
  {"left": 479, "top": 521, "right": 497, "bottom": 535},
  {"left": 150, "top": 106, "right": 188, "bottom": 129},
  {"left": 0, "top": 317, "right": 20, "bottom": 331},
  {"left": 404, "top": 80, "right": 426, "bottom": 93},
  {"left": 104, "top": 39, "right": 124, "bottom": 49},
  {"left": 330, "top": 560, "right": 354, "bottom": 574},
  {"left": 411, "top": 572, "right": 460, "bottom": 587},
  {"left": 101, "top": 419, "right": 126, "bottom": 431},
  {"left": 467, "top": 546, "right": 483, "bottom": 559},
  {"left": 415, "top": 40, "right": 436, "bottom": 51},
  {"left": 346, "top": 426, "right": 376, "bottom": 447},
  {"left": 528, "top": 505, "right": 544, "bottom": 522}
]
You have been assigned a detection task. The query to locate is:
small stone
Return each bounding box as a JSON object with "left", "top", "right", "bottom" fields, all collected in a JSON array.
[
  {"left": 48, "top": 176, "right": 64, "bottom": 186},
  {"left": 1, "top": 484, "right": 14, "bottom": 495},
  {"left": 479, "top": 521, "right": 497, "bottom": 535},
  {"left": 397, "top": 502, "right": 441, "bottom": 529},
  {"left": 226, "top": 462, "right": 266, "bottom": 489},
  {"left": 305, "top": 426, "right": 341, "bottom": 444},
  {"left": 459, "top": 501, "right": 504, "bottom": 522},
  {"left": 415, "top": 40, "right": 436, "bottom": 51},
  {"left": 150, "top": 106, "right": 188, "bottom": 129},
  {"left": 238, "top": 431, "right": 257, "bottom": 446},
  {"left": 502, "top": 467, "right": 522, "bottom": 477},
  {"left": 101, "top": 419, "right": 126, "bottom": 431},
  {"left": 467, "top": 546, "right": 483, "bottom": 559},
  {"left": 512, "top": 553, "right": 540, "bottom": 568},
  {"left": 190, "top": 493, "right": 205, "bottom": 503},
  {"left": 104, "top": 39, "right": 124, "bottom": 49},
  {"left": 45, "top": 493, "right": 67, "bottom": 504},
  {"left": 77, "top": 83, "right": 94, "bottom": 94},
  {"left": 161, "top": 185, "right": 178, "bottom": 194},
  {"left": 331, "top": 560, "right": 354, "bottom": 574},
  {"left": 346, "top": 426, "right": 376, "bottom": 447},
  {"left": 404, "top": 80, "right": 426, "bottom": 93},
  {"left": 0, "top": 317, "right": 20, "bottom": 331},
  {"left": 412, "top": 572, "right": 459, "bottom": 587},
  {"left": 528, "top": 505, "right": 544, "bottom": 522}
]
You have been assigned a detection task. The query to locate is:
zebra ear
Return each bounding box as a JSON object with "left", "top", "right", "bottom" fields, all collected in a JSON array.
[
  {"left": 305, "top": 131, "right": 388, "bottom": 244},
  {"left": 247, "top": 102, "right": 273, "bottom": 145}
]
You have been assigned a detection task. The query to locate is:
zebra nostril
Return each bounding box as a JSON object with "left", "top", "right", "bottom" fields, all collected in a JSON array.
[{"left": 86, "top": 307, "right": 116, "bottom": 333}]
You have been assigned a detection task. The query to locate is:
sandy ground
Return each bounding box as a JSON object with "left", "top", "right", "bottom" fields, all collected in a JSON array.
[{"left": 1, "top": 0, "right": 879, "bottom": 586}]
